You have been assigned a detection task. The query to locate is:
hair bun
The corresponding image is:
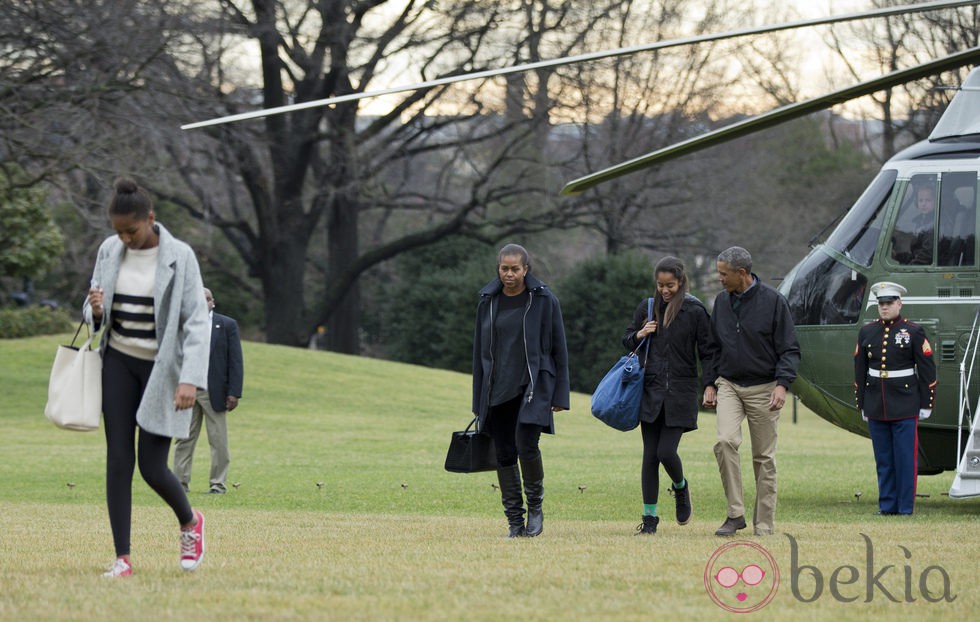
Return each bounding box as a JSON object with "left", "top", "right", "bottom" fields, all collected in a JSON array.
[{"left": 113, "top": 176, "right": 139, "bottom": 195}]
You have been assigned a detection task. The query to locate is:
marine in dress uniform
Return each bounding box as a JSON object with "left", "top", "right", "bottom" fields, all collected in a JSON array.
[{"left": 854, "top": 282, "right": 937, "bottom": 515}]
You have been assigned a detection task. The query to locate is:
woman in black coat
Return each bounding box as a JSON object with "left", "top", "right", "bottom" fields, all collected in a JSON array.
[
  {"left": 472, "top": 243, "right": 570, "bottom": 538},
  {"left": 622, "top": 256, "right": 715, "bottom": 535}
]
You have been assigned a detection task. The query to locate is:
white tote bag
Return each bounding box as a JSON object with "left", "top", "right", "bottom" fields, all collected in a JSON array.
[{"left": 44, "top": 322, "right": 102, "bottom": 431}]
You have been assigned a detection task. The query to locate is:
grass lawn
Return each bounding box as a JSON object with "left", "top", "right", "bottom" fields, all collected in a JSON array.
[{"left": 1, "top": 334, "right": 977, "bottom": 620}]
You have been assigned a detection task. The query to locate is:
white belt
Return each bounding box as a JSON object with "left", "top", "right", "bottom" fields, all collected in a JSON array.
[{"left": 868, "top": 368, "right": 915, "bottom": 379}]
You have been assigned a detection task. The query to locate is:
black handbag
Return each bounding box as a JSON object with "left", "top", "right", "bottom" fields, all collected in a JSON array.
[{"left": 444, "top": 416, "right": 497, "bottom": 473}]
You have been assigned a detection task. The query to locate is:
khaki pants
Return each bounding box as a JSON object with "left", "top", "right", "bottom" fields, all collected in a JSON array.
[
  {"left": 173, "top": 389, "right": 230, "bottom": 493},
  {"left": 713, "top": 378, "right": 780, "bottom": 535}
]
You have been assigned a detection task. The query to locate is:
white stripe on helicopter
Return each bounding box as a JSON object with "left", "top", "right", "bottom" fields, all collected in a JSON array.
[{"left": 866, "top": 296, "right": 980, "bottom": 309}]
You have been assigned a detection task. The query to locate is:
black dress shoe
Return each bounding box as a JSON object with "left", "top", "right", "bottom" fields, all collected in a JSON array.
[
  {"left": 715, "top": 515, "right": 747, "bottom": 536},
  {"left": 875, "top": 510, "right": 897, "bottom": 515}
]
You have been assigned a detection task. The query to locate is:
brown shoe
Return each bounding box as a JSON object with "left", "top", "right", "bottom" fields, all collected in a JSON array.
[{"left": 714, "top": 515, "right": 747, "bottom": 536}]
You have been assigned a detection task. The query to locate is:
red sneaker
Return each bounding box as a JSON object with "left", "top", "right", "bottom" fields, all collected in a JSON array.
[
  {"left": 179, "top": 509, "right": 205, "bottom": 571},
  {"left": 103, "top": 557, "right": 132, "bottom": 578}
]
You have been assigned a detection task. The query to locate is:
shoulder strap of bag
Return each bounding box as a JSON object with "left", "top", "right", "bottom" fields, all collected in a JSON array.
[
  {"left": 630, "top": 297, "right": 654, "bottom": 359},
  {"left": 69, "top": 320, "right": 86, "bottom": 348},
  {"left": 646, "top": 297, "right": 653, "bottom": 354},
  {"left": 643, "top": 297, "right": 653, "bottom": 361}
]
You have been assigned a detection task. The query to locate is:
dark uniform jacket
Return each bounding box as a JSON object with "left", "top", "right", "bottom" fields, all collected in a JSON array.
[
  {"left": 854, "top": 315, "right": 936, "bottom": 421},
  {"left": 704, "top": 276, "right": 800, "bottom": 390},
  {"left": 622, "top": 294, "right": 715, "bottom": 430},
  {"left": 472, "top": 273, "right": 570, "bottom": 434}
]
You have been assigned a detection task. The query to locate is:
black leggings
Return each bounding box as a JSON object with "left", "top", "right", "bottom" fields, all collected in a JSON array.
[
  {"left": 487, "top": 394, "right": 543, "bottom": 467},
  {"left": 103, "top": 347, "right": 193, "bottom": 557},
  {"left": 640, "top": 410, "right": 685, "bottom": 505}
]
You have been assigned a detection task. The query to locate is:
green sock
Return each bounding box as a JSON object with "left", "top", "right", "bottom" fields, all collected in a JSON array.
[
  {"left": 673, "top": 478, "right": 686, "bottom": 490},
  {"left": 643, "top": 503, "right": 658, "bottom": 517}
]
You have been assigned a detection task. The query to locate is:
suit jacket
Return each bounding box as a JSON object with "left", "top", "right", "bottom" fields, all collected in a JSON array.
[
  {"left": 82, "top": 222, "right": 210, "bottom": 439},
  {"left": 207, "top": 311, "right": 244, "bottom": 412}
]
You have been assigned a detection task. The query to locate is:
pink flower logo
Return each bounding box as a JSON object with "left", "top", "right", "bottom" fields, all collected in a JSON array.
[{"left": 704, "top": 540, "right": 780, "bottom": 612}]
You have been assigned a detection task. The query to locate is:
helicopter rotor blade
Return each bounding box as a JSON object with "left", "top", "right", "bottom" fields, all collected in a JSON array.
[
  {"left": 181, "top": 0, "right": 980, "bottom": 131},
  {"left": 560, "top": 46, "right": 980, "bottom": 196}
]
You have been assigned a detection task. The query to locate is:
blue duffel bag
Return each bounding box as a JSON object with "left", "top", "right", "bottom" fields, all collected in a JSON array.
[{"left": 590, "top": 298, "right": 652, "bottom": 431}]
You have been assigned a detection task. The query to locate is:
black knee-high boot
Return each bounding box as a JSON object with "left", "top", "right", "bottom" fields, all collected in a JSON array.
[
  {"left": 520, "top": 455, "right": 544, "bottom": 537},
  {"left": 496, "top": 464, "right": 526, "bottom": 538}
]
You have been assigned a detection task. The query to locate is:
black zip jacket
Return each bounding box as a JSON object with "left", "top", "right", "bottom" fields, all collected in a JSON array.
[{"left": 705, "top": 276, "right": 800, "bottom": 390}]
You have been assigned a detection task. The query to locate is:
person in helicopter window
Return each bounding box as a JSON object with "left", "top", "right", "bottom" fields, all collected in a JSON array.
[
  {"left": 904, "top": 185, "right": 936, "bottom": 265},
  {"left": 891, "top": 183, "right": 936, "bottom": 265},
  {"left": 853, "top": 281, "right": 936, "bottom": 516}
]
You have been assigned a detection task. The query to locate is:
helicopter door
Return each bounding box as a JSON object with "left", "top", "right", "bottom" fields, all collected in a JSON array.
[{"left": 937, "top": 171, "right": 977, "bottom": 268}]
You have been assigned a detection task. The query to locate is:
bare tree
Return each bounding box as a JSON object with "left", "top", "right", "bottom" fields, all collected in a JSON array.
[
  {"left": 12, "top": 0, "right": 950, "bottom": 347},
  {"left": 0, "top": 0, "right": 228, "bottom": 303},
  {"left": 553, "top": 0, "right": 766, "bottom": 257},
  {"left": 0, "top": 0, "right": 187, "bottom": 198},
  {"left": 825, "top": 0, "right": 979, "bottom": 162},
  {"left": 156, "top": 0, "right": 645, "bottom": 349}
]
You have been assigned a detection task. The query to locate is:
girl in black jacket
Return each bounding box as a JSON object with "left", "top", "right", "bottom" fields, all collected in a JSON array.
[{"left": 622, "top": 256, "right": 715, "bottom": 534}]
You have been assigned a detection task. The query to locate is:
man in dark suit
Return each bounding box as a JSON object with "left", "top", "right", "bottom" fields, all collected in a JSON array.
[{"left": 173, "top": 287, "right": 244, "bottom": 494}]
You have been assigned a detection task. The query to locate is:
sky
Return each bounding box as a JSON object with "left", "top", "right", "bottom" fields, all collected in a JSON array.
[
  {"left": 356, "top": 1, "right": 920, "bottom": 116},
  {"left": 207, "top": 1, "right": 955, "bottom": 123}
]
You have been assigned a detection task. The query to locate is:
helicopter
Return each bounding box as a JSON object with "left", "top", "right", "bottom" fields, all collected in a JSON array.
[
  {"left": 560, "top": 26, "right": 980, "bottom": 498},
  {"left": 184, "top": 0, "right": 980, "bottom": 495}
]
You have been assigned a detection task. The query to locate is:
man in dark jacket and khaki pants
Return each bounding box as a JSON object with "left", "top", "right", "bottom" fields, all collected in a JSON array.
[{"left": 703, "top": 247, "right": 800, "bottom": 537}]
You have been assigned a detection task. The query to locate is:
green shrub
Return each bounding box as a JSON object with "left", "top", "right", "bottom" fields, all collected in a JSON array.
[
  {"left": 0, "top": 306, "right": 74, "bottom": 339},
  {"left": 557, "top": 252, "right": 653, "bottom": 393},
  {"left": 373, "top": 237, "right": 496, "bottom": 373}
]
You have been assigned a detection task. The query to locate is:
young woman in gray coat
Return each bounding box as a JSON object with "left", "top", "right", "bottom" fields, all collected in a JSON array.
[
  {"left": 472, "top": 244, "right": 570, "bottom": 537},
  {"left": 84, "top": 177, "right": 211, "bottom": 577},
  {"left": 622, "top": 256, "right": 715, "bottom": 535}
]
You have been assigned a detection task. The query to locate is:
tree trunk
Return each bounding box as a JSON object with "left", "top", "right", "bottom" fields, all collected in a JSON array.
[
  {"left": 326, "top": 191, "right": 361, "bottom": 354},
  {"left": 262, "top": 237, "right": 308, "bottom": 346}
]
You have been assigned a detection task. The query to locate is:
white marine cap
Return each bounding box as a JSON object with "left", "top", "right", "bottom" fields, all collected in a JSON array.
[{"left": 870, "top": 281, "right": 907, "bottom": 302}]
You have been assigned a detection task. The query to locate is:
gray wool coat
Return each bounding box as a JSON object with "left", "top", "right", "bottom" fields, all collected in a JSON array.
[{"left": 82, "top": 222, "right": 211, "bottom": 439}]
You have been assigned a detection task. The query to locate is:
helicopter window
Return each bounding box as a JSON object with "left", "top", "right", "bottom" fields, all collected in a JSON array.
[
  {"left": 937, "top": 171, "right": 977, "bottom": 267},
  {"left": 890, "top": 174, "right": 938, "bottom": 265},
  {"left": 784, "top": 252, "right": 868, "bottom": 325},
  {"left": 824, "top": 170, "right": 896, "bottom": 267}
]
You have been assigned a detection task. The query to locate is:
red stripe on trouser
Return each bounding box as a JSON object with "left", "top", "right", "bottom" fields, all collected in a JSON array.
[{"left": 912, "top": 421, "right": 919, "bottom": 510}]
